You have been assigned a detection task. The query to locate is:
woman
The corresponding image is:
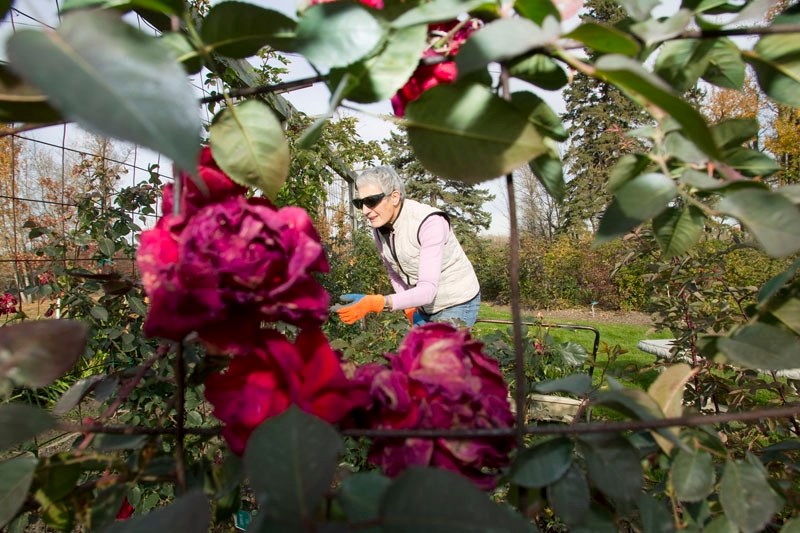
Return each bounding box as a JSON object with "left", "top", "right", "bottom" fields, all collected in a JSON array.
[{"left": 336, "top": 166, "right": 481, "bottom": 327}]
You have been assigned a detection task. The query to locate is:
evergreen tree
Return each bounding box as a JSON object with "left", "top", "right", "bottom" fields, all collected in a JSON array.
[
  {"left": 560, "top": 0, "right": 651, "bottom": 234},
  {"left": 384, "top": 129, "right": 494, "bottom": 241}
]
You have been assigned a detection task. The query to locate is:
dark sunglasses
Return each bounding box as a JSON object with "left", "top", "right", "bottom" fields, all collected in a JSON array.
[{"left": 353, "top": 192, "right": 386, "bottom": 210}]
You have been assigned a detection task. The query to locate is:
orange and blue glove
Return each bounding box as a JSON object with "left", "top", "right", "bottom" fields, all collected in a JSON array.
[
  {"left": 404, "top": 307, "right": 425, "bottom": 326},
  {"left": 337, "top": 294, "right": 385, "bottom": 324}
]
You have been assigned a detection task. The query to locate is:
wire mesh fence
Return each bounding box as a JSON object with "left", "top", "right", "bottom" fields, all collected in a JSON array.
[{"left": 0, "top": 3, "right": 357, "bottom": 315}]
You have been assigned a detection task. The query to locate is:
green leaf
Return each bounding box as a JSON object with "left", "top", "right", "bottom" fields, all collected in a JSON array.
[
  {"left": 0, "top": 320, "right": 88, "bottom": 389},
  {"left": 0, "top": 65, "right": 63, "bottom": 123},
  {"left": 716, "top": 188, "right": 800, "bottom": 257},
  {"left": 594, "top": 54, "right": 720, "bottom": 159},
  {"left": 209, "top": 100, "right": 289, "bottom": 200},
  {"left": 514, "top": 0, "right": 559, "bottom": 24},
  {"left": 294, "top": 3, "right": 383, "bottom": 69},
  {"left": 654, "top": 39, "right": 711, "bottom": 93},
  {"left": 98, "top": 237, "right": 116, "bottom": 257},
  {"left": 530, "top": 150, "right": 565, "bottom": 203},
  {"left": 0, "top": 454, "right": 38, "bottom": 529},
  {"left": 630, "top": 9, "right": 693, "bottom": 47},
  {"left": 202, "top": 2, "right": 296, "bottom": 58},
  {"left": 722, "top": 147, "right": 781, "bottom": 177},
  {"left": 711, "top": 117, "right": 758, "bottom": 149},
  {"left": 548, "top": 465, "right": 590, "bottom": 527},
  {"left": 391, "top": 0, "right": 488, "bottom": 28},
  {"left": 508, "top": 54, "right": 568, "bottom": 90},
  {"left": 702, "top": 38, "right": 746, "bottom": 89},
  {"left": 512, "top": 437, "right": 573, "bottom": 488},
  {"left": 718, "top": 322, "right": 800, "bottom": 370},
  {"left": 653, "top": 205, "right": 705, "bottom": 259},
  {"left": 35, "top": 458, "right": 82, "bottom": 503},
  {"left": 670, "top": 449, "right": 715, "bottom": 502},
  {"left": 637, "top": 493, "right": 676, "bottom": 533},
  {"left": 534, "top": 373, "right": 592, "bottom": 395},
  {"left": 565, "top": 22, "right": 640, "bottom": 56},
  {"left": 772, "top": 298, "right": 800, "bottom": 335},
  {"left": 405, "top": 82, "right": 548, "bottom": 183},
  {"left": 552, "top": 341, "right": 588, "bottom": 366},
  {"left": 510, "top": 91, "right": 567, "bottom": 141},
  {"left": 159, "top": 32, "right": 203, "bottom": 75},
  {"left": 90, "top": 306, "right": 109, "bottom": 322},
  {"left": 616, "top": 0, "right": 659, "bottom": 20},
  {"left": 597, "top": 173, "right": 677, "bottom": 244},
  {"left": 719, "top": 459, "right": 782, "bottom": 533},
  {"left": 745, "top": 35, "right": 800, "bottom": 108},
  {"left": 126, "top": 295, "right": 148, "bottom": 316},
  {"left": 758, "top": 259, "right": 800, "bottom": 304},
  {"left": 578, "top": 433, "right": 642, "bottom": 503},
  {"left": 0, "top": 404, "right": 55, "bottom": 450},
  {"left": 608, "top": 154, "right": 652, "bottom": 193},
  {"left": 380, "top": 468, "right": 528, "bottom": 532},
  {"left": 614, "top": 173, "right": 677, "bottom": 221},
  {"left": 6, "top": 10, "right": 201, "bottom": 174},
  {"left": 338, "top": 471, "right": 390, "bottom": 525},
  {"left": 592, "top": 388, "right": 665, "bottom": 422},
  {"left": 53, "top": 376, "right": 103, "bottom": 415},
  {"left": 244, "top": 406, "right": 342, "bottom": 527},
  {"left": 456, "top": 17, "right": 559, "bottom": 78},
  {"left": 104, "top": 490, "right": 210, "bottom": 532},
  {"left": 664, "top": 131, "right": 708, "bottom": 164},
  {"left": 328, "top": 24, "right": 427, "bottom": 103}
]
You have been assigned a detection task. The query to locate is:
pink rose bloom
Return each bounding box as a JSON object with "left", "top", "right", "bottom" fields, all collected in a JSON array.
[
  {"left": 161, "top": 146, "right": 246, "bottom": 221},
  {"left": 391, "top": 19, "right": 480, "bottom": 116},
  {"left": 204, "top": 328, "right": 370, "bottom": 455},
  {"left": 137, "top": 195, "right": 330, "bottom": 341},
  {"left": 357, "top": 323, "right": 515, "bottom": 489},
  {"left": 1, "top": 292, "right": 18, "bottom": 315}
]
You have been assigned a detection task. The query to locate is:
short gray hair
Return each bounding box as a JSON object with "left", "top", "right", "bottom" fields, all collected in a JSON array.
[{"left": 356, "top": 166, "right": 406, "bottom": 200}]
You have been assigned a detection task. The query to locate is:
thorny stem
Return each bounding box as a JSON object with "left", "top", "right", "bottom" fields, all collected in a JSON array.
[
  {"left": 174, "top": 342, "right": 187, "bottom": 495},
  {"left": 499, "top": 62, "right": 528, "bottom": 514},
  {"left": 343, "top": 403, "right": 800, "bottom": 439},
  {"left": 76, "top": 344, "right": 171, "bottom": 451}
]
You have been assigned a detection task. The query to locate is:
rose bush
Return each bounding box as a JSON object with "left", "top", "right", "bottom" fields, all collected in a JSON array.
[{"left": 355, "top": 323, "right": 515, "bottom": 488}]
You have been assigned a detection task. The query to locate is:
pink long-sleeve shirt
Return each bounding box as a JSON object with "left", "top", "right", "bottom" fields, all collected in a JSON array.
[{"left": 375, "top": 214, "right": 449, "bottom": 311}]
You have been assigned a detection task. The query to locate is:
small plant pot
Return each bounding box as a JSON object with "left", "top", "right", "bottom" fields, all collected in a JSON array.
[{"left": 527, "top": 393, "right": 583, "bottom": 423}]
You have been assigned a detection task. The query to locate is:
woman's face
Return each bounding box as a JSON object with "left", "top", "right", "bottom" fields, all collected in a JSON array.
[{"left": 356, "top": 183, "right": 400, "bottom": 228}]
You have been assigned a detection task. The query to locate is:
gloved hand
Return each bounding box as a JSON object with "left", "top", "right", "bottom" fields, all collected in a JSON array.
[
  {"left": 339, "top": 294, "right": 365, "bottom": 305},
  {"left": 404, "top": 308, "right": 416, "bottom": 324},
  {"left": 337, "top": 294, "right": 385, "bottom": 324}
]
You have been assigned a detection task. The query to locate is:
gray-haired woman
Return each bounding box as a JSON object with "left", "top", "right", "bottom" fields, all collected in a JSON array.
[{"left": 336, "top": 166, "right": 481, "bottom": 327}]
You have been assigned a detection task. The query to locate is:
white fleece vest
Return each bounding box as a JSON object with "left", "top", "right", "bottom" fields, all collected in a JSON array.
[{"left": 376, "top": 199, "right": 480, "bottom": 314}]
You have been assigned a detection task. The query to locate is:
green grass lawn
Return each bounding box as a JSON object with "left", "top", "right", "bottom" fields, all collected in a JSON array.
[{"left": 474, "top": 303, "right": 674, "bottom": 390}]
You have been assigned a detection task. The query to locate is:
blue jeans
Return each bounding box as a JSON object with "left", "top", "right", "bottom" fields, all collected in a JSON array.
[{"left": 415, "top": 293, "right": 481, "bottom": 328}]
